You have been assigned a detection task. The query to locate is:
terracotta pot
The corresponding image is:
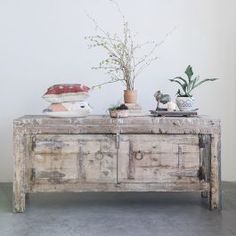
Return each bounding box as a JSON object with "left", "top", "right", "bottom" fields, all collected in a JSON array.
[
  {"left": 176, "top": 96, "right": 195, "bottom": 111},
  {"left": 124, "top": 90, "right": 137, "bottom": 104}
]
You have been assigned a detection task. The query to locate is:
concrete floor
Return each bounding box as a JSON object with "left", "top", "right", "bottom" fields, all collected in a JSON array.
[{"left": 0, "top": 183, "right": 236, "bottom": 236}]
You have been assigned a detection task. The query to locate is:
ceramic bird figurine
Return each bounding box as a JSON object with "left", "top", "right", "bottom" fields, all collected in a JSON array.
[{"left": 154, "top": 90, "right": 171, "bottom": 111}]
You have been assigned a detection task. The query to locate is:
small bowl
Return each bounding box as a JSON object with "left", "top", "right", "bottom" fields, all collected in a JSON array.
[{"left": 109, "top": 109, "right": 128, "bottom": 118}]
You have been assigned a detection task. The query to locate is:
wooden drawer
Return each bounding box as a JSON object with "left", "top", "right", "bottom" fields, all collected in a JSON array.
[
  {"left": 31, "top": 135, "right": 117, "bottom": 184},
  {"left": 118, "top": 134, "right": 201, "bottom": 183}
]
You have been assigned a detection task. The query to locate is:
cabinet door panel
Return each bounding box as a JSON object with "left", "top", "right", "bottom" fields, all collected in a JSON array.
[
  {"left": 118, "top": 135, "right": 200, "bottom": 183},
  {"left": 32, "top": 135, "right": 117, "bottom": 184}
]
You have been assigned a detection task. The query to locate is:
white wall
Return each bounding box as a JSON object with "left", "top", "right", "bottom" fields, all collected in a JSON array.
[{"left": 0, "top": 0, "right": 235, "bottom": 182}]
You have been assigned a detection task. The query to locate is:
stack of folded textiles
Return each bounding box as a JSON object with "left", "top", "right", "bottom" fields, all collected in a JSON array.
[{"left": 42, "top": 84, "right": 92, "bottom": 117}]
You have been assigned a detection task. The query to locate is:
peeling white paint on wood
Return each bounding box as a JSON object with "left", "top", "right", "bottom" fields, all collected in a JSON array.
[
  {"left": 118, "top": 135, "right": 200, "bottom": 183},
  {"left": 13, "top": 115, "right": 221, "bottom": 212}
]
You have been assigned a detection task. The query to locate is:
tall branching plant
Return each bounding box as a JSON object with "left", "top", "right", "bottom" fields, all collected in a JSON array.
[
  {"left": 85, "top": 0, "right": 174, "bottom": 90},
  {"left": 170, "top": 65, "right": 218, "bottom": 97}
]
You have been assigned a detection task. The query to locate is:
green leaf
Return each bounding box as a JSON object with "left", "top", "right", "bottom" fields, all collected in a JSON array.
[
  {"left": 169, "top": 78, "right": 184, "bottom": 88},
  {"left": 192, "top": 76, "right": 199, "bottom": 88},
  {"left": 185, "top": 65, "right": 193, "bottom": 82},
  {"left": 170, "top": 78, "right": 187, "bottom": 95},
  {"left": 176, "top": 89, "right": 182, "bottom": 96},
  {"left": 173, "top": 76, "right": 188, "bottom": 85},
  {"left": 186, "top": 80, "right": 194, "bottom": 94},
  {"left": 187, "top": 76, "right": 198, "bottom": 94},
  {"left": 194, "top": 78, "right": 218, "bottom": 89}
]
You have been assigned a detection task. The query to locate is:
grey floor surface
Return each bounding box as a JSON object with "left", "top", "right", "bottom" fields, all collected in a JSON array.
[{"left": 0, "top": 183, "right": 236, "bottom": 236}]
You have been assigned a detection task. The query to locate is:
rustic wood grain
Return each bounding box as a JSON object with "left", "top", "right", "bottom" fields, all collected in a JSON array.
[
  {"left": 13, "top": 126, "right": 26, "bottom": 212},
  {"left": 14, "top": 115, "right": 220, "bottom": 135},
  {"left": 118, "top": 135, "right": 200, "bottom": 183},
  {"left": 209, "top": 133, "right": 222, "bottom": 210},
  {"left": 31, "top": 181, "right": 209, "bottom": 193},
  {"left": 199, "top": 134, "right": 211, "bottom": 200},
  {"left": 13, "top": 115, "right": 221, "bottom": 212},
  {"left": 31, "top": 135, "right": 117, "bottom": 184}
]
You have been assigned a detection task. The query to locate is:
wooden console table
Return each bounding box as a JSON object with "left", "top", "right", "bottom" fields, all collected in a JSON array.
[{"left": 13, "top": 115, "right": 221, "bottom": 212}]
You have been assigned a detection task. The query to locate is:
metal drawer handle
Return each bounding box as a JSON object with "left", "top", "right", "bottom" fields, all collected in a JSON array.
[
  {"left": 95, "top": 151, "right": 104, "bottom": 160},
  {"left": 134, "top": 151, "right": 144, "bottom": 160}
]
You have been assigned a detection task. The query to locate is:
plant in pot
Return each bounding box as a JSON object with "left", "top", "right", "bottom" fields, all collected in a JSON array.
[
  {"left": 85, "top": 1, "right": 171, "bottom": 104},
  {"left": 109, "top": 104, "right": 129, "bottom": 118},
  {"left": 170, "top": 65, "right": 218, "bottom": 111}
]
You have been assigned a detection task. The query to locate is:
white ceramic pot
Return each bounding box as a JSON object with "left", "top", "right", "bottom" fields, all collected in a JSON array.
[{"left": 176, "top": 96, "right": 195, "bottom": 111}]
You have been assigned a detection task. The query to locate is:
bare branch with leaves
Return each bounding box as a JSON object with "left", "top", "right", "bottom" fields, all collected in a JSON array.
[{"left": 85, "top": 0, "right": 175, "bottom": 90}]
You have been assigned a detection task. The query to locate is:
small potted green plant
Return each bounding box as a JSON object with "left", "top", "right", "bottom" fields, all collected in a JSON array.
[
  {"left": 109, "top": 104, "right": 129, "bottom": 118},
  {"left": 170, "top": 65, "right": 218, "bottom": 111}
]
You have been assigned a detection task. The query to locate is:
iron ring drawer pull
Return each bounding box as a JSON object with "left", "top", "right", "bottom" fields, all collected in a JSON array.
[
  {"left": 134, "top": 151, "right": 144, "bottom": 160},
  {"left": 95, "top": 151, "right": 104, "bottom": 160}
]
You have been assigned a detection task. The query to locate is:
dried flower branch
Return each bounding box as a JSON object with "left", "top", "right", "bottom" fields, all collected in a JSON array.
[{"left": 85, "top": 0, "right": 175, "bottom": 90}]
